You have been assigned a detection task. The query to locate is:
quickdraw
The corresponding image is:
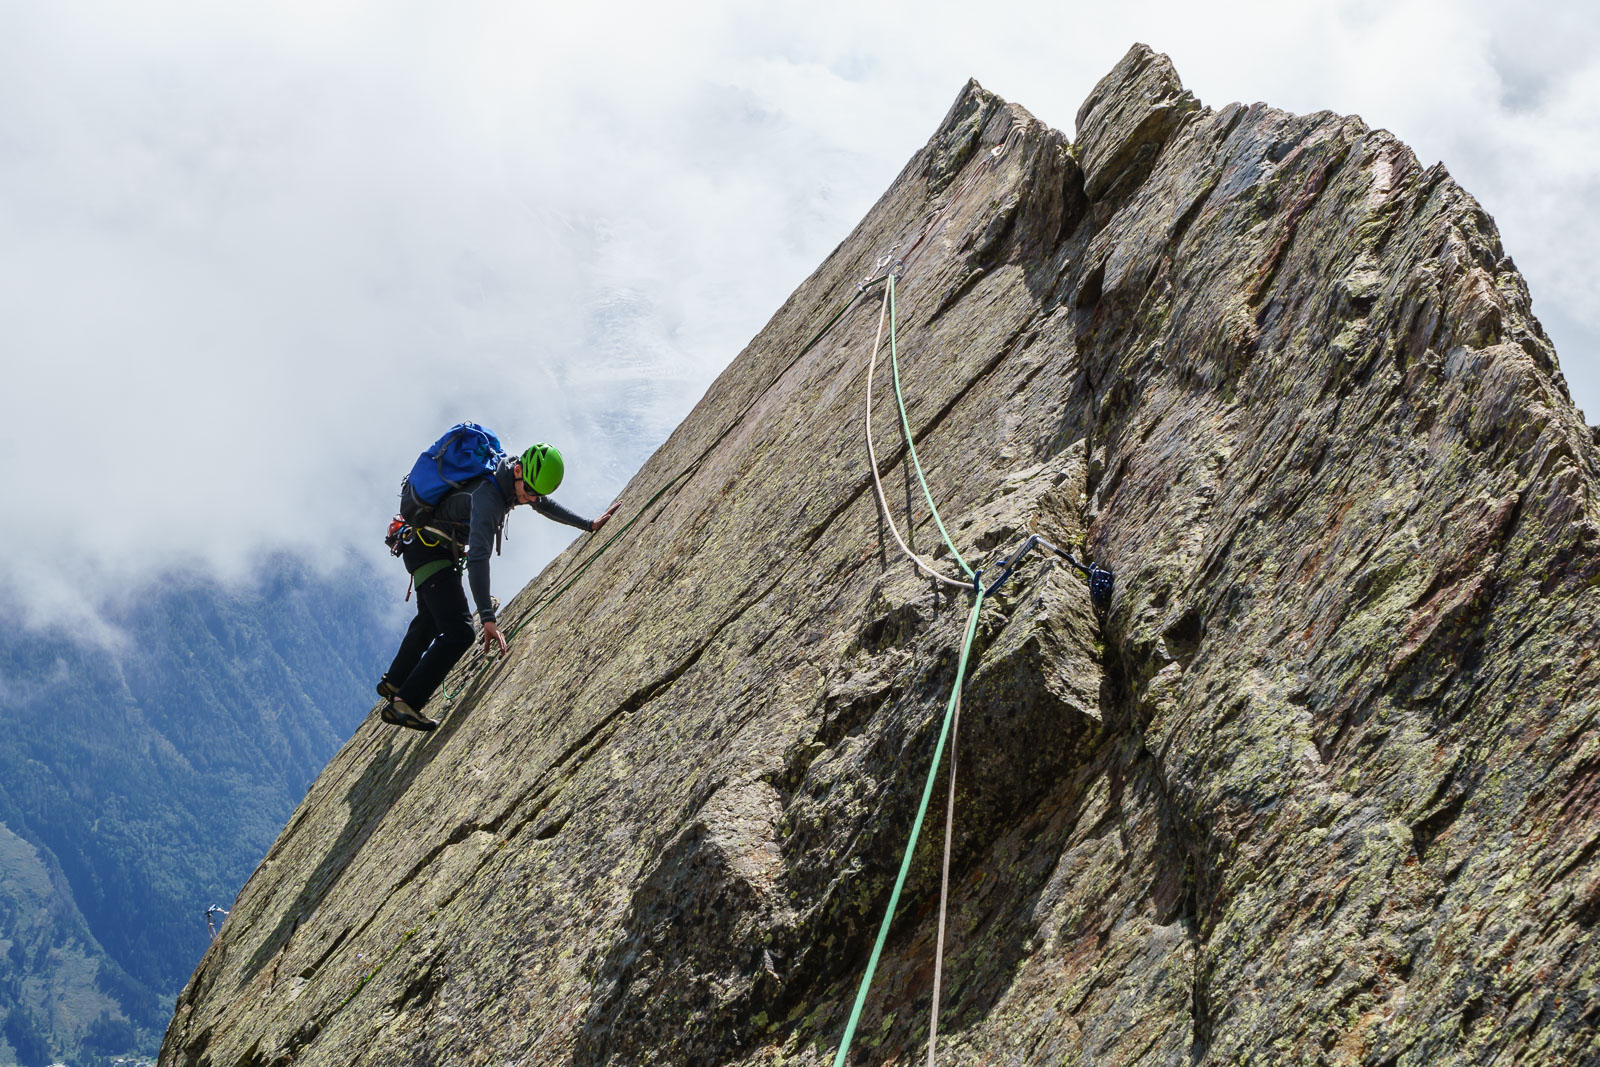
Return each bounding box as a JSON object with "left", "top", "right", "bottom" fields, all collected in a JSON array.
[{"left": 982, "top": 533, "right": 1115, "bottom": 612}]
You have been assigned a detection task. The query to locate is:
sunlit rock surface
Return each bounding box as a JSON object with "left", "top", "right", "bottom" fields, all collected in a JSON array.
[{"left": 160, "top": 45, "right": 1599, "bottom": 1066}]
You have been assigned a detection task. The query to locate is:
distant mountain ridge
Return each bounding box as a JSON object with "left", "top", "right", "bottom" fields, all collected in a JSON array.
[{"left": 0, "top": 557, "right": 399, "bottom": 1066}]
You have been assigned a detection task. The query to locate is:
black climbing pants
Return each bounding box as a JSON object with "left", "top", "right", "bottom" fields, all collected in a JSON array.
[{"left": 384, "top": 544, "right": 474, "bottom": 712}]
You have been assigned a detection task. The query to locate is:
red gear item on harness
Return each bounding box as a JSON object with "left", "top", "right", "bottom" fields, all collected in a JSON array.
[{"left": 386, "top": 516, "right": 406, "bottom": 557}]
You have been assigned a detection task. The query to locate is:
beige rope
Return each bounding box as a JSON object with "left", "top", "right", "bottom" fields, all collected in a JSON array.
[
  {"left": 860, "top": 126, "right": 1030, "bottom": 1061},
  {"left": 928, "top": 681, "right": 964, "bottom": 1064},
  {"left": 864, "top": 119, "right": 1031, "bottom": 589},
  {"left": 863, "top": 277, "right": 969, "bottom": 1067},
  {"left": 863, "top": 288, "right": 972, "bottom": 591}
]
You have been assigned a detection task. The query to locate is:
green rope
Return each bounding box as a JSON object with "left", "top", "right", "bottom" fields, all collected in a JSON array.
[
  {"left": 886, "top": 274, "right": 973, "bottom": 578},
  {"left": 833, "top": 585, "right": 984, "bottom": 1067}
]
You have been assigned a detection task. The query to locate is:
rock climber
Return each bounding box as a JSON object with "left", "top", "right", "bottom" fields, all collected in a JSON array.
[{"left": 378, "top": 442, "right": 617, "bottom": 731}]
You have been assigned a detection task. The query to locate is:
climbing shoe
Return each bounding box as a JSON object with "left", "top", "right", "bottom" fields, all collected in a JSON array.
[
  {"left": 386, "top": 698, "right": 438, "bottom": 732},
  {"left": 377, "top": 677, "right": 400, "bottom": 701},
  {"left": 380, "top": 701, "right": 404, "bottom": 726}
]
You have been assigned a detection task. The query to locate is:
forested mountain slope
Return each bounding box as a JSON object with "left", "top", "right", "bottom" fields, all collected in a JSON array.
[{"left": 0, "top": 558, "right": 397, "bottom": 1065}]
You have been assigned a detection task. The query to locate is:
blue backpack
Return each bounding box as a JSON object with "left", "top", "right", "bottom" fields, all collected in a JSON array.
[{"left": 399, "top": 422, "right": 505, "bottom": 528}]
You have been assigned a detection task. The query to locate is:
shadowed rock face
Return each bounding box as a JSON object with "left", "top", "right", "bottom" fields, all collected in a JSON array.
[{"left": 160, "top": 44, "right": 1600, "bottom": 1067}]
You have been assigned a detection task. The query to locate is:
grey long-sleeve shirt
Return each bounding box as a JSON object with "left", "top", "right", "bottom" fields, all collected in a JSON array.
[{"left": 430, "top": 459, "right": 593, "bottom": 623}]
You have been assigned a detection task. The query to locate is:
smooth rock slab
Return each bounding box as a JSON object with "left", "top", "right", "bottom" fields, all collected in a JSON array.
[{"left": 161, "top": 44, "right": 1600, "bottom": 1067}]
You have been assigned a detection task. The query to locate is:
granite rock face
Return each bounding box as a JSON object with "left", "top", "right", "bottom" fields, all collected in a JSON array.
[{"left": 160, "top": 45, "right": 1599, "bottom": 1066}]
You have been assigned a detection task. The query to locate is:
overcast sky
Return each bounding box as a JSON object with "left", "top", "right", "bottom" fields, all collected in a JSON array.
[{"left": 2, "top": 0, "right": 1595, "bottom": 637}]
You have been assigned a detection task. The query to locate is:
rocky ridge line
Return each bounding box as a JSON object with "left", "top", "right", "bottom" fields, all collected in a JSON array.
[{"left": 161, "top": 45, "right": 1599, "bottom": 1066}]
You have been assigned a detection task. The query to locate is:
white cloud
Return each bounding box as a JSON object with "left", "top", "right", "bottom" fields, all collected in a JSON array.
[{"left": 1, "top": 0, "right": 1594, "bottom": 631}]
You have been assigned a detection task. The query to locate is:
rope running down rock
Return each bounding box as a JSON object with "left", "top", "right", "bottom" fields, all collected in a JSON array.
[{"left": 845, "top": 267, "right": 989, "bottom": 1067}]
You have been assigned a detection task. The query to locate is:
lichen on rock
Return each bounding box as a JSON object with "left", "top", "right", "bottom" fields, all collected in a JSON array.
[{"left": 161, "top": 44, "right": 1600, "bottom": 1067}]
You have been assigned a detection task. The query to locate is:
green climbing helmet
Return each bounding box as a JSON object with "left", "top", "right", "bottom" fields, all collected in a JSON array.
[{"left": 519, "top": 443, "right": 564, "bottom": 496}]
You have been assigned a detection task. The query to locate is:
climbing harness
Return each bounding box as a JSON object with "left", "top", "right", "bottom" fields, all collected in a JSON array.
[{"left": 410, "top": 556, "right": 459, "bottom": 590}]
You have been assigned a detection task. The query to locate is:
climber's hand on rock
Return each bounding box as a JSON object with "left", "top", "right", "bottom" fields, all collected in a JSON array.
[
  {"left": 482, "top": 620, "right": 507, "bottom": 656},
  {"left": 592, "top": 502, "right": 620, "bottom": 533}
]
